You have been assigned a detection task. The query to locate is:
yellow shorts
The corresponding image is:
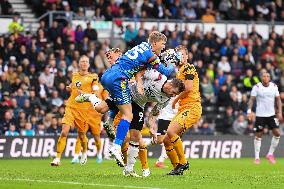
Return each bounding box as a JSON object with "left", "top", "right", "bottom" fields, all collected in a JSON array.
[
  {"left": 169, "top": 103, "right": 202, "bottom": 134},
  {"left": 62, "top": 107, "right": 88, "bottom": 132},
  {"left": 87, "top": 109, "right": 103, "bottom": 135}
]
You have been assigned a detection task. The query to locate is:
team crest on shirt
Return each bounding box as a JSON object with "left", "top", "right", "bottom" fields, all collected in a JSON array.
[{"left": 75, "top": 81, "right": 81, "bottom": 88}]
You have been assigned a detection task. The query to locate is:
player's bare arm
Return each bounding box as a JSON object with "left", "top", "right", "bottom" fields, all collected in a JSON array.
[
  {"left": 247, "top": 96, "right": 256, "bottom": 121},
  {"left": 172, "top": 79, "right": 193, "bottom": 109},
  {"left": 276, "top": 96, "right": 283, "bottom": 121}
]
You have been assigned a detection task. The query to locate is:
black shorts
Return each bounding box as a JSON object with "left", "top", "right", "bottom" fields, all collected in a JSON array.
[
  {"left": 157, "top": 119, "right": 171, "bottom": 135},
  {"left": 129, "top": 102, "right": 144, "bottom": 131},
  {"left": 105, "top": 98, "right": 144, "bottom": 131},
  {"left": 255, "top": 116, "right": 280, "bottom": 132}
]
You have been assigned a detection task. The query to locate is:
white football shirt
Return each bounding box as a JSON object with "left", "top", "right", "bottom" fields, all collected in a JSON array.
[
  {"left": 158, "top": 98, "right": 178, "bottom": 120},
  {"left": 251, "top": 82, "right": 280, "bottom": 117}
]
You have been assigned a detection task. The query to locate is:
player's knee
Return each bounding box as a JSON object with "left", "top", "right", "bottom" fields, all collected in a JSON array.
[
  {"left": 78, "top": 132, "right": 85, "bottom": 140},
  {"left": 163, "top": 135, "right": 171, "bottom": 146},
  {"left": 60, "top": 125, "right": 70, "bottom": 137}
]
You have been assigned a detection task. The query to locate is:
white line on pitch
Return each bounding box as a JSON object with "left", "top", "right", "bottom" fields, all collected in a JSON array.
[{"left": 0, "top": 177, "right": 164, "bottom": 189}]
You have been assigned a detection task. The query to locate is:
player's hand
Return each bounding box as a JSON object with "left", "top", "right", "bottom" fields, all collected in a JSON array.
[
  {"left": 149, "top": 128, "right": 157, "bottom": 144},
  {"left": 247, "top": 113, "right": 253, "bottom": 121},
  {"left": 137, "top": 82, "right": 144, "bottom": 95},
  {"left": 277, "top": 112, "right": 283, "bottom": 122}
]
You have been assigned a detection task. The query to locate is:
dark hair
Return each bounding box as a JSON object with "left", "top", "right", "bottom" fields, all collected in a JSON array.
[{"left": 171, "top": 78, "right": 185, "bottom": 93}]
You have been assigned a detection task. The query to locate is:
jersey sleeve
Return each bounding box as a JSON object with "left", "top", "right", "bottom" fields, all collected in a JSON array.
[
  {"left": 183, "top": 64, "right": 196, "bottom": 80},
  {"left": 143, "top": 69, "right": 161, "bottom": 80},
  {"left": 251, "top": 85, "right": 257, "bottom": 97}
]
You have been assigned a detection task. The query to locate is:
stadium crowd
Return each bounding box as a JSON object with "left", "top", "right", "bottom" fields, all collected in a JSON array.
[
  {"left": 1, "top": 0, "right": 284, "bottom": 137},
  {"left": 23, "top": 0, "right": 284, "bottom": 22}
]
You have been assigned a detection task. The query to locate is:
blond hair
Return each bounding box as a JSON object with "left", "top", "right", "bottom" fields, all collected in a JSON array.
[
  {"left": 175, "top": 45, "right": 188, "bottom": 55},
  {"left": 148, "top": 31, "right": 167, "bottom": 44}
]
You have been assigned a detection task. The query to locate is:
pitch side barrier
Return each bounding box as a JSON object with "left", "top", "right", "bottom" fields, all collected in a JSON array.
[{"left": 0, "top": 135, "right": 283, "bottom": 159}]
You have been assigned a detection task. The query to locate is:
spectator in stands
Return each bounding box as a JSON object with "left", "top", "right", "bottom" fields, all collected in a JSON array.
[
  {"left": 183, "top": 2, "right": 197, "bottom": 20},
  {"left": 217, "top": 84, "right": 230, "bottom": 107},
  {"left": 217, "top": 56, "right": 231, "bottom": 74},
  {"left": 243, "top": 69, "right": 260, "bottom": 92},
  {"left": 232, "top": 114, "right": 248, "bottom": 135},
  {"left": 21, "top": 122, "right": 35, "bottom": 136},
  {"left": 39, "top": 66, "right": 55, "bottom": 89},
  {"left": 94, "top": 48, "right": 110, "bottom": 74},
  {"left": 36, "top": 122, "right": 45, "bottom": 136},
  {"left": 0, "top": 110, "right": 15, "bottom": 134},
  {"left": 46, "top": 117, "right": 60, "bottom": 135},
  {"left": 199, "top": 121, "right": 214, "bottom": 135},
  {"left": 124, "top": 24, "right": 138, "bottom": 48},
  {"left": 63, "top": 22, "right": 75, "bottom": 43},
  {"left": 201, "top": 8, "right": 216, "bottom": 23},
  {"left": 201, "top": 77, "right": 214, "bottom": 103},
  {"left": 5, "top": 124, "right": 19, "bottom": 136},
  {"left": 8, "top": 16, "right": 24, "bottom": 34},
  {"left": 51, "top": 90, "right": 63, "bottom": 107},
  {"left": 84, "top": 22, "right": 97, "bottom": 41},
  {"left": 134, "top": 28, "right": 147, "bottom": 46},
  {"left": 75, "top": 25, "right": 84, "bottom": 43}
]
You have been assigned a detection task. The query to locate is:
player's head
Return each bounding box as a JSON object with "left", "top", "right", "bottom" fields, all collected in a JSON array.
[
  {"left": 175, "top": 45, "right": 189, "bottom": 66},
  {"left": 261, "top": 70, "right": 270, "bottom": 85},
  {"left": 106, "top": 48, "right": 122, "bottom": 65},
  {"left": 79, "top": 55, "right": 90, "bottom": 71},
  {"left": 148, "top": 31, "right": 167, "bottom": 55},
  {"left": 163, "top": 78, "right": 185, "bottom": 97}
]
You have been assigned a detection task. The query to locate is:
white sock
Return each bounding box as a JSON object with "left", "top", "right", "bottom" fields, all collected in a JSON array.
[
  {"left": 158, "top": 144, "right": 167, "bottom": 162},
  {"left": 126, "top": 141, "right": 139, "bottom": 172},
  {"left": 97, "top": 152, "right": 102, "bottom": 159},
  {"left": 73, "top": 153, "right": 79, "bottom": 159},
  {"left": 89, "top": 94, "right": 102, "bottom": 108},
  {"left": 268, "top": 136, "right": 280, "bottom": 155},
  {"left": 254, "top": 137, "right": 261, "bottom": 159}
]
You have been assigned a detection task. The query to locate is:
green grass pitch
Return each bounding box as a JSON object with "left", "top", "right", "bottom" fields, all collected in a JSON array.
[{"left": 0, "top": 158, "right": 283, "bottom": 189}]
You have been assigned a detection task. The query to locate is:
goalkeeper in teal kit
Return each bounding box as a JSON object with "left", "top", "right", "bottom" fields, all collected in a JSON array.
[{"left": 76, "top": 31, "right": 175, "bottom": 166}]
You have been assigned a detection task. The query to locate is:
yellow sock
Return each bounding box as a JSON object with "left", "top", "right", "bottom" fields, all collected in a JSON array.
[
  {"left": 95, "top": 139, "right": 102, "bottom": 153},
  {"left": 121, "top": 142, "right": 129, "bottom": 164},
  {"left": 80, "top": 136, "right": 88, "bottom": 153},
  {"left": 171, "top": 134, "right": 186, "bottom": 164},
  {"left": 165, "top": 145, "right": 179, "bottom": 168},
  {"left": 56, "top": 136, "right": 67, "bottom": 158},
  {"left": 75, "top": 136, "right": 81, "bottom": 154},
  {"left": 139, "top": 145, "right": 148, "bottom": 169}
]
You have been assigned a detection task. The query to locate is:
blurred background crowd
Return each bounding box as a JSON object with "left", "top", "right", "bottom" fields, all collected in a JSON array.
[{"left": 1, "top": 0, "right": 284, "bottom": 137}]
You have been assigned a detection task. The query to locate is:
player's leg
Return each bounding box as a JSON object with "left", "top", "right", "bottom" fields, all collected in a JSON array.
[
  {"left": 78, "top": 131, "right": 88, "bottom": 165},
  {"left": 155, "top": 135, "right": 168, "bottom": 168},
  {"left": 124, "top": 129, "right": 141, "bottom": 177},
  {"left": 51, "top": 124, "right": 70, "bottom": 166},
  {"left": 88, "top": 113, "right": 104, "bottom": 163},
  {"left": 266, "top": 116, "right": 281, "bottom": 164},
  {"left": 165, "top": 106, "right": 201, "bottom": 175},
  {"left": 109, "top": 103, "right": 133, "bottom": 166},
  {"left": 139, "top": 139, "right": 150, "bottom": 177},
  {"left": 155, "top": 119, "right": 171, "bottom": 168},
  {"left": 124, "top": 103, "right": 144, "bottom": 177},
  {"left": 254, "top": 117, "right": 264, "bottom": 164},
  {"left": 71, "top": 136, "right": 81, "bottom": 164},
  {"left": 122, "top": 135, "right": 129, "bottom": 165}
]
